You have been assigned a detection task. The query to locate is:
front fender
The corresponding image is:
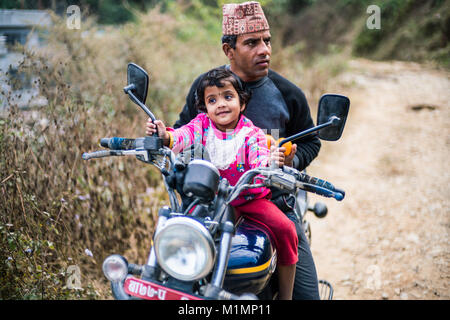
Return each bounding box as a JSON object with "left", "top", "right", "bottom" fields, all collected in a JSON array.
[{"left": 111, "top": 280, "right": 134, "bottom": 300}]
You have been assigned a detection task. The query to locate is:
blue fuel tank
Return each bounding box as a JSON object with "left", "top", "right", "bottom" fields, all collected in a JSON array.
[{"left": 223, "top": 217, "right": 277, "bottom": 295}]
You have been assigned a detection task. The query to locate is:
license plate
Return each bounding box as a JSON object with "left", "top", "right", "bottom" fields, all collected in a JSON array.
[{"left": 124, "top": 276, "right": 203, "bottom": 300}]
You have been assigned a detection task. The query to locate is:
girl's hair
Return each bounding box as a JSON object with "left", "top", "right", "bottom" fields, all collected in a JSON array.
[{"left": 194, "top": 68, "right": 251, "bottom": 112}]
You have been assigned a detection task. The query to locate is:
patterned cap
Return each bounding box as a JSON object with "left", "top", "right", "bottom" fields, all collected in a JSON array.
[{"left": 222, "top": 1, "right": 270, "bottom": 36}]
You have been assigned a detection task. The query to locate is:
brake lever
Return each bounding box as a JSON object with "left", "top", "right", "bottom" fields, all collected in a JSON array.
[{"left": 82, "top": 150, "right": 123, "bottom": 160}]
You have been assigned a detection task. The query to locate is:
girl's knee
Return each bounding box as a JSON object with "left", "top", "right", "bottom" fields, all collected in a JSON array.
[{"left": 282, "top": 219, "right": 298, "bottom": 243}]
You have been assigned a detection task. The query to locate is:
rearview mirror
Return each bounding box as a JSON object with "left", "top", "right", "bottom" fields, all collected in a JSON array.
[
  {"left": 123, "top": 63, "right": 156, "bottom": 121},
  {"left": 317, "top": 94, "right": 350, "bottom": 141},
  {"left": 126, "top": 63, "right": 149, "bottom": 104}
]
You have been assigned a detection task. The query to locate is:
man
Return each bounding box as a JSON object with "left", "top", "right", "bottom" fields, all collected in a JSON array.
[{"left": 173, "top": 1, "right": 321, "bottom": 299}]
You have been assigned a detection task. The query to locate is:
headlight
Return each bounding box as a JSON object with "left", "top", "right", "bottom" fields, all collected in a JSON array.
[
  {"left": 154, "top": 217, "right": 215, "bottom": 281},
  {"left": 102, "top": 254, "right": 128, "bottom": 282}
]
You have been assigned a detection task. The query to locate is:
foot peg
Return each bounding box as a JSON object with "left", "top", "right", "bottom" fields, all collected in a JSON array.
[{"left": 308, "top": 202, "right": 328, "bottom": 218}]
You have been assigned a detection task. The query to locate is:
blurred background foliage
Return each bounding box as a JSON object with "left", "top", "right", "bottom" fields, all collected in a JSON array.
[
  {"left": 2, "top": 0, "right": 449, "bottom": 66},
  {"left": 0, "top": 0, "right": 448, "bottom": 299}
]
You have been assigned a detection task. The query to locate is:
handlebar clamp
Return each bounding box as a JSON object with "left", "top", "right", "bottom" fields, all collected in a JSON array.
[
  {"left": 269, "top": 171, "right": 297, "bottom": 191},
  {"left": 143, "top": 136, "right": 163, "bottom": 151}
]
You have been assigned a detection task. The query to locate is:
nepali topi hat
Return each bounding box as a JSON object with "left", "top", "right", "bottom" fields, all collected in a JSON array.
[{"left": 222, "top": 1, "right": 270, "bottom": 36}]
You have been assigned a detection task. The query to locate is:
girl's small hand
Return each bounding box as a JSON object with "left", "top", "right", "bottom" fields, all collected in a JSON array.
[
  {"left": 145, "top": 118, "right": 169, "bottom": 143},
  {"left": 145, "top": 117, "right": 157, "bottom": 135},
  {"left": 270, "top": 146, "right": 285, "bottom": 167},
  {"left": 266, "top": 135, "right": 297, "bottom": 168}
]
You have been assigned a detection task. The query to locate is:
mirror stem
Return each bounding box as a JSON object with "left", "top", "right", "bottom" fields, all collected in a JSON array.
[
  {"left": 123, "top": 84, "right": 135, "bottom": 93},
  {"left": 278, "top": 117, "right": 340, "bottom": 147},
  {"left": 124, "top": 87, "right": 157, "bottom": 122}
]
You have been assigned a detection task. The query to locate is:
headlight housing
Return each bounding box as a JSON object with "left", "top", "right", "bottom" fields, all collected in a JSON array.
[
  {"left": 183, "top": 160, "right": 220, "bottom": 202},
  {"left": 154, "top": 217, "right": 215, "bottom": 281},
  {"left": 102, "top": 254, "right": 128, "bottom": 282}
]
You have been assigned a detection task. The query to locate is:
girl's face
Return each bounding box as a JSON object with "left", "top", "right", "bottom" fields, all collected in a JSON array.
[{"left": 204, "top": 81, "right": 245, "bottom": 132}]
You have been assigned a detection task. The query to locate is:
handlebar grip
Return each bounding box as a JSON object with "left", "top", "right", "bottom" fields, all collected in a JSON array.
[
  {"left": 82, "top": 150, "right": 114, "bottom": 160},
  {"left": 333, "top": 187, "right": 345, "bottom": 199},
  {"left": 298, "top": 172, "right": 333, "bottom": 189},
  {"left": 332, "top": 190, "right": 345, "bottom": 201},
  {"left": 100, "top": 138, "right": 110, "bottom": 148},
  {"left": 297, "top": 173, "right": 345, "bottom": 201},
  {"left": 100, "top": 137, "right": 136, "bottom": 150},
  {"left": 301, "top": 183, "right": 345, "bottom": 201}
]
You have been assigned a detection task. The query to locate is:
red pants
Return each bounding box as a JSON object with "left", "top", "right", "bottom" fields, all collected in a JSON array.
[{"left": 234, "top": 198, "right": 298, "bottom": 266}]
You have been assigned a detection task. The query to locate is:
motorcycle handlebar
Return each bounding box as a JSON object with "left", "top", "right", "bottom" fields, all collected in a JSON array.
[
  {"left": 229, "top": 167, "right": 345, "bottom": 202},
  {"left": 82, "top": 137, "right": 135, "bottom": 161},
  {"left": 101, "top": 136, "right": 163, "bottom": 152},
  {"left": 84, "top": 139, "right": 345, "bottom": 200}
]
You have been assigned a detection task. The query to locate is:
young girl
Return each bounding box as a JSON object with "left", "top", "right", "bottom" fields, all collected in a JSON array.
[{"left": 146, "top": 68, "right": 298, "bottom": 300}]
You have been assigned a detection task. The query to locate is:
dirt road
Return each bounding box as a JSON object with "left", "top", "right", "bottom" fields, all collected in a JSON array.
[{"left": 306, "top": 59, "right": 450, "bottom": 300}]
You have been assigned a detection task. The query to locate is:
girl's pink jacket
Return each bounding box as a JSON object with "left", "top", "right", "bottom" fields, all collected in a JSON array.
[{"left": 167, "top": 113, "right": 271, "bottom": 206}]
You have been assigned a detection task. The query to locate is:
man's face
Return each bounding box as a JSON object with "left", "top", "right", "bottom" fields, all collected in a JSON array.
[{"left": 226, "top": 30, "right": 272, "bottom": 82}]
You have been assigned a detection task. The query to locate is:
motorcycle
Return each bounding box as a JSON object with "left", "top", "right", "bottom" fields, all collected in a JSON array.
[{"left": 82, "top": 63, "right": 350, "bottom": 300}]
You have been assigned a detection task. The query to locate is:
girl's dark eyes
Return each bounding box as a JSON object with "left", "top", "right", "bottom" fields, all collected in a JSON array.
[{"left": 207, "top": 94, "right": 233, "bottom": 104}]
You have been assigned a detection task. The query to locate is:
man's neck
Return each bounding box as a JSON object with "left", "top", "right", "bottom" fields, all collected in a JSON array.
[{"left": 228, "top": 65, "right": 266, "bottom": 83}]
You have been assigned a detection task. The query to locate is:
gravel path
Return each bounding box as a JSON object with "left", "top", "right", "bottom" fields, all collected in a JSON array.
[{"left": 306, "top": 59, "right": 450, "bottom": 300}]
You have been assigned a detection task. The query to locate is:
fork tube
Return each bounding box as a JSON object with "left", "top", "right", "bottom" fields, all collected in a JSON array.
[
  {"left": 164, "top": 181, "right": 179, "bottom": 212},
  {"left": 146, "top": 248, "right": 157, "bottom": 267},
  {"left": 146, "top": 207, "right": 169, "bottom": 266},
  {"left": 211, "top": 221, "right": 234, "bottom": 287}
]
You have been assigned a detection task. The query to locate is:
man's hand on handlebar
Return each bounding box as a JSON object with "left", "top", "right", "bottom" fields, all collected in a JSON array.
[{"left": 284, "top": 143, "right": 297, "bottom": 167}]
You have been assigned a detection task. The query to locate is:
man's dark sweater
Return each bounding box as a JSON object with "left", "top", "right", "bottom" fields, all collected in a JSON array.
[{"left": 174, "top": 67, "right": 321, "bottom": 171}]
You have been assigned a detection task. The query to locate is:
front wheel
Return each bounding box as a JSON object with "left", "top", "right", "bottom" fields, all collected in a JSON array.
[{"left": 111, "top": 281, "right": 134, "bottom": 300}]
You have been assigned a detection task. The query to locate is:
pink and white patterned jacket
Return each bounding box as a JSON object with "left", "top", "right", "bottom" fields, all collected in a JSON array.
[{"left": 167, "top": 113, "right": 271, "bottom": 206}]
